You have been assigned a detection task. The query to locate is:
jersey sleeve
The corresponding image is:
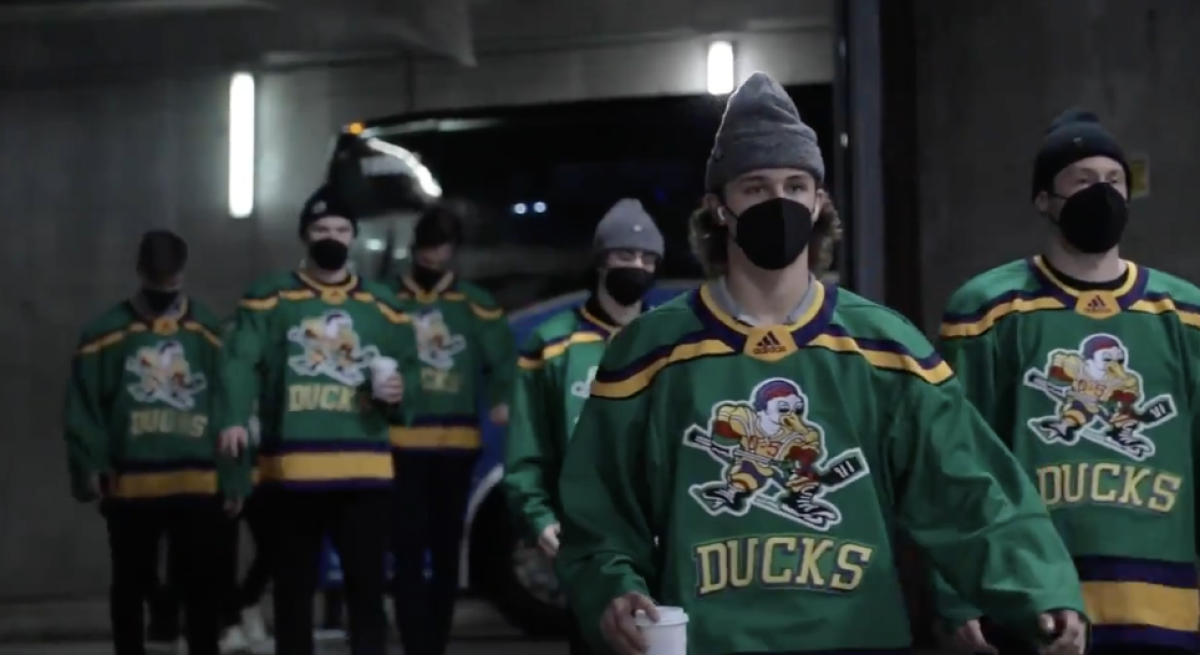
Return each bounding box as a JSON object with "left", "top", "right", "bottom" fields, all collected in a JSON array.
[
  {"left": 62, "top": 328, "right": 117, "bottom": 502},
  {"left": 217, "top": 282, "right": 279, "bottom": 495},
  {"left": 468, "top": 289, "right": 516, "bottom": 409},
  {"left": 557, "top": 324, "right": 659, "bottom": 652},
  {"left": 502, "top": 332, "right": 560, "bottom": 542},
  {"left": 930, "top": 287, "right": 1007, "bottom": 625},
  {"left": 190, "top": 306, "right": 246, "bottom": 499},
  {"left": 220, "top": 282, "right": 277, "bottom": 431},
  {"left": 888, "top": 330, "right": 1086, "bottom": 640},
  {"left": 938, "top": 288, "right": 1004, "bottom": 429}
]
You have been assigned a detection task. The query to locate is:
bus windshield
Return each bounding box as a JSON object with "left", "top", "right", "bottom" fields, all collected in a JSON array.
[{"left": 327, "top": 86, "right": 833, "bottom": 309}]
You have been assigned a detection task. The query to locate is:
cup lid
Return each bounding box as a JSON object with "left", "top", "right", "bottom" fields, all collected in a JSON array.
[{"left": 634, "top": 606, "right": 688, "bottom": 627}]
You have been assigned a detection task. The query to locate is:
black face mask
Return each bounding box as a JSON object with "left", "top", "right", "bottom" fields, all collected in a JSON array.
[
  {"left": 411, "top": 262, "right": 446, "bottom": 290},
  {"left": 1054, "top": 182, "right": 1129, "bottom": 254},
  {"left": 730, "top": 197, "right": 814, "bottom": 270},
  {"left": 602, "top": 267, "right": 653, "bottom": 306},
  {"left": 308, "top": 239, "right": 349, "bottom": 271},
  {"left": 142, "top": 289, "right": 179, "bottom": 314}
]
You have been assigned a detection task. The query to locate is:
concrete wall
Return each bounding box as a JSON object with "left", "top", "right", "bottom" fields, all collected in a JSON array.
[
  {"left": 0, "top": 73, "right": 258, "bottom": 598},
  {"left": 0, "top": 5, "right": 833, "bottom": 598},
  {"left": 915, "top": 0, "right": 1200, "bottom": 330}
]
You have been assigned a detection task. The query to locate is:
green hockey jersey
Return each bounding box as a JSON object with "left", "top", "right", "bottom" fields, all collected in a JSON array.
[
  {"left": 63, "top": 297, "right": 233, "bottom": 502},
  {"left": 938, "top": 255, "right": 1200, "bottom": 651},
  {"left": 504, "top": 300, "right": 620, "bottom": 542},
  {"left": 385, "top": 273, "right": 515, "bottom": 451},
  {"left": 220, "top": 270, "right": 419, "bottom": 491},
  {"left": 557, "top": 280, "right": 1085, "bottom": 655}
]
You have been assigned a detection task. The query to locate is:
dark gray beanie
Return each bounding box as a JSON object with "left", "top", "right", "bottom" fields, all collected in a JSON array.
[
  {"left": 593, "top": 199, "right": 664, "bottom": 257},
  {"left": 705, "top": 72, "right": 824, "bottom": 191}
]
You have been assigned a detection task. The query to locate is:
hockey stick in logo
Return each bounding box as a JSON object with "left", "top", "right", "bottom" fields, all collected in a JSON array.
[
  {"left": 1023, "top": 370, "right": 1069, "bottom": 400},
  {"left": 684, "top": 428, "right": 868, "bottom": 487},
  {"left": 1024, "top": 370, "right": 1177, "bottom": 427}
]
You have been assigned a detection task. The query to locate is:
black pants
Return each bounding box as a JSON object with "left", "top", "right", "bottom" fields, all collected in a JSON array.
[
  {"left": 105, "top": 498, "right": 225, "bottom": 655},
  {"left": 567, "top": 610, "right": 594, "bottom": 655},
  {"left": 146, "top": 540, "right": 180, "bottom": 638},
  {"left": 985, "top": 620, "right": 1189, "bottom": 655},
  {"left": 222, "top": 494, "right": 272, "bottom": 627},
  {"left": 266, "top": 488, "right": 389, "bottom": 655},
  {"left": 391, "top": 451, "right": 478, "bottom": 655}
]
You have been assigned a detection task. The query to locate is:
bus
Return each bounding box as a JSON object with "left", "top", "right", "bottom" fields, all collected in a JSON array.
[{"left": 322, "top": 85, "right": 834, "bottom": 636}]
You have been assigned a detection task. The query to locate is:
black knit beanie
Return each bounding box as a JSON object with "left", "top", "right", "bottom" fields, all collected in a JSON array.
[
  {"left": 298, "top": 185, "right": 358, "bottom": 239},
  {"left": 1031, "top": 109, "right": 1129, "bottom": 199}
]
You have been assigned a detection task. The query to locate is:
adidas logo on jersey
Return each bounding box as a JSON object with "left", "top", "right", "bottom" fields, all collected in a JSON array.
[
  {"left": 1074, "top": 291, "right": 1119, "bottom": 318},
  {"left": 752, "top": 332, "right": 788, "bottom": 355},
  {"left": 1084, "top": 295, "right": 1109, "bottom": 313}
]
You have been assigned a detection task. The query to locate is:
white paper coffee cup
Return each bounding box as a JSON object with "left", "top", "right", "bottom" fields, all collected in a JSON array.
[
  {"left": 634, "top": 606, "right": 688, "bottom": 655},
  {"left": 370, "top": 357, "right": 398, "bottom": 397}
]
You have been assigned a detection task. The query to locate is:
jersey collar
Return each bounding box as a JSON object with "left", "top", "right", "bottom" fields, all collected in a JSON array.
[
  {"left": 400, "top": 272, "right": 455, "bottom": 303},
  {"left": 1029, "top": 255, "right": 1147, "bottom": 315},
  {"left": 695, "top": 277, "right": 836, "bottom": 348}
]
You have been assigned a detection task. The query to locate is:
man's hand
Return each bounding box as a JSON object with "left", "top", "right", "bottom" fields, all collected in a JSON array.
[
  {"left": 489, "top": 403, "right": 510, "bottom": 426},
  {"left": 219, "top": 426, "right": 248, "bottom": 457},
  {"left": 374, "top": 373, "right": 404, "bottom": 404},
  {"left": 87, "top": 473, "right": 108, "bottom": 500},
  {"left": 538, "top": 523, "right": 561, "bottom": 558},
  {"left": 1038, "top": 609, "right": 1087, "bottom": 655},
  {"left": 944, "top": 618, "right": 996, "bottom": 654},
  {"left": 224, "top": 498, "right": 244, "bottom": 518},
  {"left": 600, "top": 592, "right": 658, "bottom": 655}
]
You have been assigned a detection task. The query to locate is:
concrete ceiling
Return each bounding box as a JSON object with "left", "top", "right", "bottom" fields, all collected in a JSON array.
[{"left": 0, "top": 0, "right": 476, "bottom": 82}]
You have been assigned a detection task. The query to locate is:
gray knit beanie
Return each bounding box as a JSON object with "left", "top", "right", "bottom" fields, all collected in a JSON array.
[
  {"left": 593, "top": 198, "right": 665, "bottom": 257},
  {"left": 705, "top": 72, "right": 824, "bottom": 191}
]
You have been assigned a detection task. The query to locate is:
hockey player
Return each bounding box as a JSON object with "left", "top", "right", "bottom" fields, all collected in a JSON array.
[
  {"left": 64, "top": 229, "right": 232, "bottom": 655},
  {"left": 555, "top": 72, "right": 1089, "bottom": 655},
  {"left": 503, "top": 197, "right": 665, "bottom": 655},
  {"left": 218, "top": 185, "right": 418, "bottom": 655},
  {"left": 937, "top": 110, "right": 1200, "bottom": 655},
  {"left": 383, "top": 205, "right": 515, "bottom": 655}
]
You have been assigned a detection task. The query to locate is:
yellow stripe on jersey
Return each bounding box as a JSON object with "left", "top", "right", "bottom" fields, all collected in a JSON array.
[
  {"left": 809, "top": 333, "right": 952, "bottom": 385},
  {"left": 1082, "top": 580, "right": 1199, "bottom": 633},
  {"left": 590, "top": 338, "right": 735, "bottom": 400},
  {"left": 940, "top": 294, "right": 1065, "bottom": 339},
  {"left": 518, "top": 331, "right": 607, "bottom": 370}
]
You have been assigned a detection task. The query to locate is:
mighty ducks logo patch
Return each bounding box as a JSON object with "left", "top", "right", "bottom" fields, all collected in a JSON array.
[
  {"left": 1024, "top": 333, "right": 1177, "bottom": 461},
  {"left": 125, "top": 340, "right": 207, "bottom": 410},
  {"left": 413, "top": 309, "right": 466, "bottom": 371},
  {"left": 287, "top": 310, "right": 379, "bottom": 386},
  {"left": 682, "top": 378, "right": 870, "bottom": 531}
]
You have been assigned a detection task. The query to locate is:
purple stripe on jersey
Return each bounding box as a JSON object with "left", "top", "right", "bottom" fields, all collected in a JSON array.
[
  {"left": 1075, "top": 555, "right": 1197, "bottom": 589},
  {"left": 940, "top": 288, "right": 1052, "bottom": 326},
  {"left": 822, "top": 324, "right": 945, "bottom": 371},
  {"left": 1092, "top": 624, "right": 1200, "bottom": 651},
  {"left": 593, "top": 328, "right": 721, "bottom": 385},
  {"left": 258, "top": 478, "right": 391, "bottom": 492},
  {"left": 411, "top": 415, "right": 478, "bottom": 428}
]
